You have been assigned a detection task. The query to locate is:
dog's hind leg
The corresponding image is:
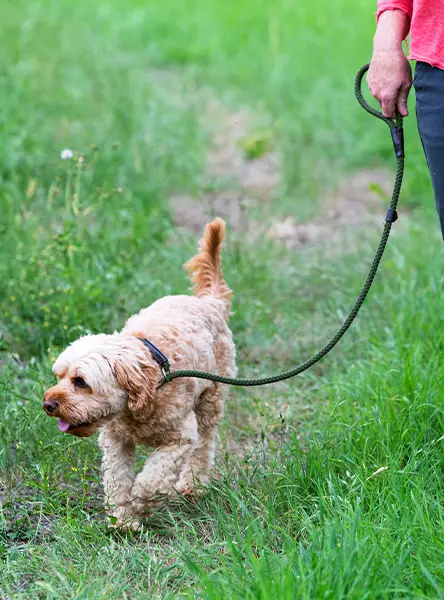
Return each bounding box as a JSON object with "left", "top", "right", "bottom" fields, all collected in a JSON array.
[{"left": 175, "top": 384, "right": 223, "bottom": 495}]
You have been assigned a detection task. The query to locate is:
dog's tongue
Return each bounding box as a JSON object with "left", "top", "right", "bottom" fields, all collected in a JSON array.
[{"left": 58, "top": 420, "right": 71, "bottom": 433}]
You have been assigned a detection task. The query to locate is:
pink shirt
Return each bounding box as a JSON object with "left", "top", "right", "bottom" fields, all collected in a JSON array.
[{"left": 377, "top": 1, "right": 444, "bottom": 70}]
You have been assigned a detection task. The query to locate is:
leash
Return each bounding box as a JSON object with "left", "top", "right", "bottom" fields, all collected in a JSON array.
[{"left": 160, "top": 64, "right": 405, "bottom": 388}]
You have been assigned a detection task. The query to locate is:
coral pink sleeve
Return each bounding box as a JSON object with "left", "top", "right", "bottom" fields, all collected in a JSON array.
[
  {"left": 376, "top": 0, "right": 413, "bottom": 19},
  {"left": 376, "top": 0, "right": 413, "bottom": 38}
]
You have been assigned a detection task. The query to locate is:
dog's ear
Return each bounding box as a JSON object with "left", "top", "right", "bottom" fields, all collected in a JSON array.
[{"left": 114, "top": 356, "right": 158, "bottom": 421}]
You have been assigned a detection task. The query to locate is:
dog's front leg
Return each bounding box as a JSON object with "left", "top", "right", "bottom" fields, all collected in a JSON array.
[
  {"left": 129, "top": 412, "right": 198, "bottom": 515},
  {"left": 98, "top": 430, "right": 136, "bottom": 527}
]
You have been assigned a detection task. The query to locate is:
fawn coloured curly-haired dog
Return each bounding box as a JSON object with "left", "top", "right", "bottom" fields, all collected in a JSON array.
[{"left": 42, "top": 218, "right": 236, "bottom": 529}]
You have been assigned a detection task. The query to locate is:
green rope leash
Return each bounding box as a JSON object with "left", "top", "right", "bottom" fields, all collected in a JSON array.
[{"left": 161, "top": 64, "right": 405, "bottom": 388}]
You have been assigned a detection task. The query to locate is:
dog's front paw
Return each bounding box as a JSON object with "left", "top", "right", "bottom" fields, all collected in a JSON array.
[
  {"left": 108, "top": 506, "right": 141, "bottom": 531},
  {"left": 175, "top": 472, "right": 209, "bottom": 498}
]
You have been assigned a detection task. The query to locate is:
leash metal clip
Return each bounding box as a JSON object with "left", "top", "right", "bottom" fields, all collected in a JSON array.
[{"left": 139, "top": 337, "right": 171, "bottom": 379}]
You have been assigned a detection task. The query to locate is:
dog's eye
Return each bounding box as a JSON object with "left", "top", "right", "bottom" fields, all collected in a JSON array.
[{"left": 72, "top": 376, "right": 89, "bottom": 389}]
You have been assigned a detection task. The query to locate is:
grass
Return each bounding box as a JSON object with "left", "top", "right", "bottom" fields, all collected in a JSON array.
[{"left": 1, "top": 0, "right": 443, "bottom": 598}]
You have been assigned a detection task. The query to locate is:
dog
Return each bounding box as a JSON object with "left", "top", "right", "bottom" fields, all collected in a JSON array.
[{"left": 42, "top": 218, "right": 236, "bottom": 529}]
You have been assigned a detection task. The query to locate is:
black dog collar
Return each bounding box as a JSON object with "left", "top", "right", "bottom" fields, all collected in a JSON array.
[{"left": 138, "top": 338, "right": 170, "bottom": 377}]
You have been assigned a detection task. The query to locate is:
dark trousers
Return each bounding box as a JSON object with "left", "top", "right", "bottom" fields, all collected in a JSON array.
[{"left": 414, "top": 61, "right": 444, "bottom": 238}]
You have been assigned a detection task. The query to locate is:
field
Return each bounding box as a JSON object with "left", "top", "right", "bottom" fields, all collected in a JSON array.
[{"left": 1, "top": 0, "right": 443, "bottom": 598}]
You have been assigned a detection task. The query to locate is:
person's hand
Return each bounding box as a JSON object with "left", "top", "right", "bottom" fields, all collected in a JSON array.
[{"left": 367, "top": 49, "right": 412, "bottom": 118}]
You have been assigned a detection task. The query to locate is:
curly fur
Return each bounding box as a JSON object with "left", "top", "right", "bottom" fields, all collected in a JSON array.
[
  {"left": 185, "top": 217, "right": 232, "bottom": 319},
  {"left": 42, "top": 219, "right": 236, "bottom": 528}
]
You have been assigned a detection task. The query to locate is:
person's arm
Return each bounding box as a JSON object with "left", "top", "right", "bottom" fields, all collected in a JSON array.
[{"left": 367, "top": 4, "right": 413, "bottom": 117}]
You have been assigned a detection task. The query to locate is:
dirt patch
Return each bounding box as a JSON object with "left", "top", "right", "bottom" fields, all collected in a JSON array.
[
  {"left": 204, "top": 105, "right": 279, "bottom": 199},
  {"left": 171, "top": 99, "right": 281, "bottom": 233},
  {"left": 0, "top": 354, "right": 27, "bottom": 378},
  {"left": 0, "top": 473, "right": 104, "bottom": 548},
  {"left": 267, "top": 168, "right": 394, "bottom": 248},
  {"left": 170, "top": 89, "right": 394, "bottom": 248},
  {"left": 172, "top": 189, "right": 249, "bottom": 233}
]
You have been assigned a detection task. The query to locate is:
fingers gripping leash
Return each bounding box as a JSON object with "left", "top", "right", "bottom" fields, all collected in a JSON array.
[{"left": 160, "top": 64, "right": 405, "bottom": 388}]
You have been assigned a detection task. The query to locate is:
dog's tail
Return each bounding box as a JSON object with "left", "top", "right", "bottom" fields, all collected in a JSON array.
[{"left": 184, "top": 218, "right": 232, "bottom": 319}]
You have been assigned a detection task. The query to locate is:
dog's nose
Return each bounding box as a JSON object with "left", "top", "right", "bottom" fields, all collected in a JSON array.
[{"left": 43, "top": 400, "right": 59, "bottom": 414}]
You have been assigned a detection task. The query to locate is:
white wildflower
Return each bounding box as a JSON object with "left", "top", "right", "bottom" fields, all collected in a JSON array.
[{"left": 61, "top": 149, "right": 73, "bottom": 160}]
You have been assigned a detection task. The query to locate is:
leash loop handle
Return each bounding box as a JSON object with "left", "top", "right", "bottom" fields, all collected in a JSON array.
[
  {"left": 161, "top": 64, "right": 405, "bottom": 388},
  {"left": 354, "top": 64, "right": 396, "bottom": 125},
  {"left": 355, "top": 64, "right": 404, "bottom": 158}
]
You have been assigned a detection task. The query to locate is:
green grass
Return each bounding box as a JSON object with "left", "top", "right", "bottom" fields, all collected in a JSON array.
[{"left": 1, "top": 0, "right": 443, "bottom": 598}]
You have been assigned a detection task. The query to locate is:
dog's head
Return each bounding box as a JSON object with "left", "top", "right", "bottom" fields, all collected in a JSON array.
[{"left": 42, "top": 334, "right": 159, "bottom": 437}]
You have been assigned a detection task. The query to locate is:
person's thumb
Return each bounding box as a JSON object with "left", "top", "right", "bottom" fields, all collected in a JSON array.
[{"left": 397, "top": 85, "right": 410, "bottom": 117}]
